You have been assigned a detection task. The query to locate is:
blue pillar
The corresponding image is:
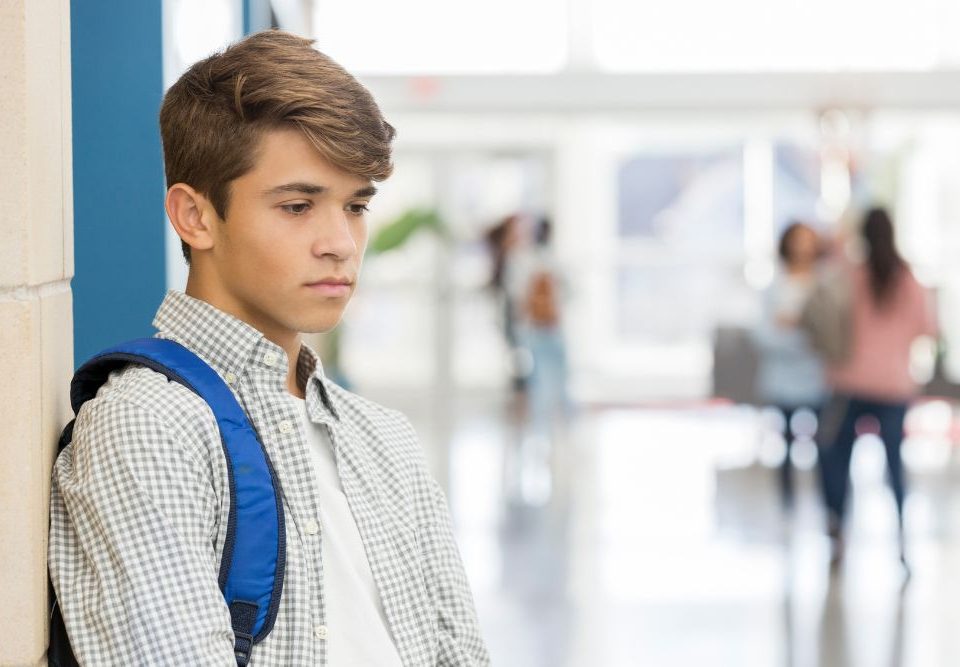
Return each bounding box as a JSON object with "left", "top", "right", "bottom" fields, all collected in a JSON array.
[
  {"left": 244, "top": 0, "right": 274, "bottom": 34},
  {"left": 71, "top": 1, "right": 166, "bottom": 365}
]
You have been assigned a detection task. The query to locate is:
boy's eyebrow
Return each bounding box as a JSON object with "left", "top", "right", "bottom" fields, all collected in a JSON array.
[
  {"left": 262, "top": 182, "right": 326, "bottom": 196},
  {"left": 262, "top": 182, "right": 378, "bottom": 198}
]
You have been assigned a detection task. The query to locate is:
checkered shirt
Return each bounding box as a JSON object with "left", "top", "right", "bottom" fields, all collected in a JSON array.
[{"left": 49, "top": 290, "right": 489, "bottom": 666}]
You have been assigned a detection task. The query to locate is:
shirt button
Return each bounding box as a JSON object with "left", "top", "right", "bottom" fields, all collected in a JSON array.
[
  {"left": 263, "top": 352, "right": 279, "bottom": 367},
  {"left": 278, "top": 420, "right": 294, "bottom": 435},
  {"left": 305, "top": 519, "right": 319, "bottom": 535},
  {"left": 224, "top": 372, "right": 238, "bottom": 386},
  {"left": 315, "top": 624, "right": 328, "bottom": 640}
]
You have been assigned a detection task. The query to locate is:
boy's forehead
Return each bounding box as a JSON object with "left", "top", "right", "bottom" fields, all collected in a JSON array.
[{"left": 248, "top": 128, "right": 373, "bottom": 189}]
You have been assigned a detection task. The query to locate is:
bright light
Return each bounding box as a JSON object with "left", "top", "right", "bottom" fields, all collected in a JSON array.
[
  {"left": 790, "top": 437, "right": 818, "bottom": 470},
  {"left": 744, "top": 259, "right": 775, "bottom": 290},
  {"left": 758, "top": 433, "right": 787, "bottom": 468},
  {"left": 172, "top": 0, "right": 236, "bottom": 67},
  {"left": 593, "top": 0, "right": 943, "bottom": 72},
  {"left": 909, "top": 336, "right": 937, "bottom": 385},
  {"left": 790, "top": 408, "right": 818, "bottom": 439},
  {"left": 312, "top": 0, "right": 567, "bottom": 74}
]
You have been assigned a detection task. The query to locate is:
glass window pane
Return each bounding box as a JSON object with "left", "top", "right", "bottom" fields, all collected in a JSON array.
[
  {"left": 772, "top": 143, "right": 820, "bottom": 230},
  {"left": 617, "top": 149, "right": 744, "bottom": 253},
  {"left": 594, "top": 0, "right": 954, "bottom": 72},
  {"left": 311, "top": 0, "right": 567, "bottom": 74}
]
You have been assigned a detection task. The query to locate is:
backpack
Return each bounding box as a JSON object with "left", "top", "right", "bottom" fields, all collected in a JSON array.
[
  {"left": 48, "top": 338, "right": 285, "bottom": 667},
  {"left": 524, "top": 270, "right": 559, "bottom": 327}
]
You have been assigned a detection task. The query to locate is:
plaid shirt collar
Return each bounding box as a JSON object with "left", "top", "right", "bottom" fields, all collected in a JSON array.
[{"left": 152, "top": 290, "right": 340, "bottom": 421}]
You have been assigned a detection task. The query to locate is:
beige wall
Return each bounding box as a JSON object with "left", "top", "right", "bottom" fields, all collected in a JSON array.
[{"left": 0, "top": 0, "right": 73, "bottom": 665}]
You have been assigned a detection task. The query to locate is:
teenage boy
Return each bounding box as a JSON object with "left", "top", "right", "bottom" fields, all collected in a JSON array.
[{"left": 49, "top": 30, "right": 489, "bottom": 666}]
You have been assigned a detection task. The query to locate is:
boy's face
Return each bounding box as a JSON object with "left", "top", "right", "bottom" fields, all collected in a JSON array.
[{"left": 201, "top": 127, "right": 375, "bottom": 340}]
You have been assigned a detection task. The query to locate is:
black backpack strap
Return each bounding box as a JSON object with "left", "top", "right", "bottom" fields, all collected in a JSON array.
[{"left": 47, "top": 579, "right": 79, "bottom": 667}]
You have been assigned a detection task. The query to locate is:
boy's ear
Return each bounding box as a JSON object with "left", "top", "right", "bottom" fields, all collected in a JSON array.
[{"left": 165, "top": 184, "right": 218, "bottom": 254}]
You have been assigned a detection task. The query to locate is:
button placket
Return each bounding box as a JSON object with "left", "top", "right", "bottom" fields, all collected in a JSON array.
[{"left": 267, "top": 379, "right": 328, "bottom": 644}]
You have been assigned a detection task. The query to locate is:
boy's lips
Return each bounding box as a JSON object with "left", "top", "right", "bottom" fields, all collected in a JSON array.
[
  {"left": 305, "top": 277, "right": 352, "bottom": 286},
  {"left": 304, "top": 278, "right": 353, "bottom": 297}
]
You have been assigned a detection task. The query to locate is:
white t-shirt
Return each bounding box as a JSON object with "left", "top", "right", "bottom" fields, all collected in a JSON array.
[{"left": 288, "top": 394, "right": 403, "bottom": 667}]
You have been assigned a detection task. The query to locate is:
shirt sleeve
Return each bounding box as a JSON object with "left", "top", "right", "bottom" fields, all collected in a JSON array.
[
  {"left": 418, "top": 478, "right": 491, "bottom": 667},
  {"left": 49, "top": 393, "right": 236, "bottom": 666}
]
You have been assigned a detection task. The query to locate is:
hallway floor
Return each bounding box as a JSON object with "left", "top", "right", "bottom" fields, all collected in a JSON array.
[{"left": 398, "top": 395, "right": 960, "bottom": 667}]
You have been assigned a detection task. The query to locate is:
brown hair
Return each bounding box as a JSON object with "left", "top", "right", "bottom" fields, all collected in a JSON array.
[
  {"left": 862, "top": 206, "right": 905, "bottom": 308},
  {"left": 160, "top": 30, "right": 395, "bottom": 263},
  {"left": 777, "top": 220, "right": 816, "bottom": 264}
]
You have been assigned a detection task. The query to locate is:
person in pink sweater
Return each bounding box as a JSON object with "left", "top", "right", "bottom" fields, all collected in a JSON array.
[{"left": 819, "top": 207, "right": 938, "bottom": 568}]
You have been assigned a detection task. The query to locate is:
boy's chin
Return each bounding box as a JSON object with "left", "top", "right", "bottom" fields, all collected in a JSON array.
[{"left": 298, "top": 314, "right": 345, "bottom": 335}]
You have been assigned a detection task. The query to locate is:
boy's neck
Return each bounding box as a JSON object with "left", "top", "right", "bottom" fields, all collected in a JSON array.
[
  {"left": 284, "top": 354, "right": 306, "bottom": 399},
  {"left": 278, "top": 342, "right": 305, "bottom": 399},
  {"left": 184, "top": 278, "right": 305, "bottom": 399}
]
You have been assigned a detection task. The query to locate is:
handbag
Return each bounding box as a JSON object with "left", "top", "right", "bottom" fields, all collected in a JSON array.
[{"left": 799, "top": 266, "right": 852, "bottom": 366}]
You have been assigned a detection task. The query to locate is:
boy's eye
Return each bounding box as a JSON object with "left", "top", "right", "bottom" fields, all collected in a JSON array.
[
  {"left": 348, "top": 203, "right": 370, "bottom": 216},
  {"left": 281, "top": 203, "right": 310, "bottom": 215}
]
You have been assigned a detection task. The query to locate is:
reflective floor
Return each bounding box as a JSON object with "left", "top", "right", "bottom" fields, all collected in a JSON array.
[{"left": 382, "top": 392, "right": 960, "bottom": 667}]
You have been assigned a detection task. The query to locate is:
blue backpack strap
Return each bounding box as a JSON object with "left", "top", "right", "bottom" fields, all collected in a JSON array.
[{"left": 66, "top": 337, "right": 285, "bottom": 666}]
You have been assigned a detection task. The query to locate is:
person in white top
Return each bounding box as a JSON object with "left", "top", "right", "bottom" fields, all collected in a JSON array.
[
  {"left": 506, "top": 217, "right": 571, "bottom": 441},
  {"left": 753, "top": 221, "right": 826, "bottom": 509}
]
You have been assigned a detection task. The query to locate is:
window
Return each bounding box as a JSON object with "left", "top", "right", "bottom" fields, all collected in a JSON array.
[
  {"left": 311, "top": 0, "right": 567, "bottom": 74},
  {"left": 593, "top": 0, "right": 960, "bottom": 72}
]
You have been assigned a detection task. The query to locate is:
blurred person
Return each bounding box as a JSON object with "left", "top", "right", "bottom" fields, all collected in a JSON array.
[
  {"left": 508, "top": 217, "right": 571, "bottom": 442},
  {"left": 49, "top": 30, "right": 488, "bottom": 666},
  {"left": 485, "top": 213, "right": 528, "bottom": 394},
  {"left": 816, "top": 207, "right": 937, "bottom": 568},
  {"left": 754, "top": 221, "right": 827, "bottom": 510}
]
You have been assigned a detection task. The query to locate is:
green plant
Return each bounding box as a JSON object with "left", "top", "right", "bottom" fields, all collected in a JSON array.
[{"left": 367, "top": 207, "right": 445, "bottom": 255}]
